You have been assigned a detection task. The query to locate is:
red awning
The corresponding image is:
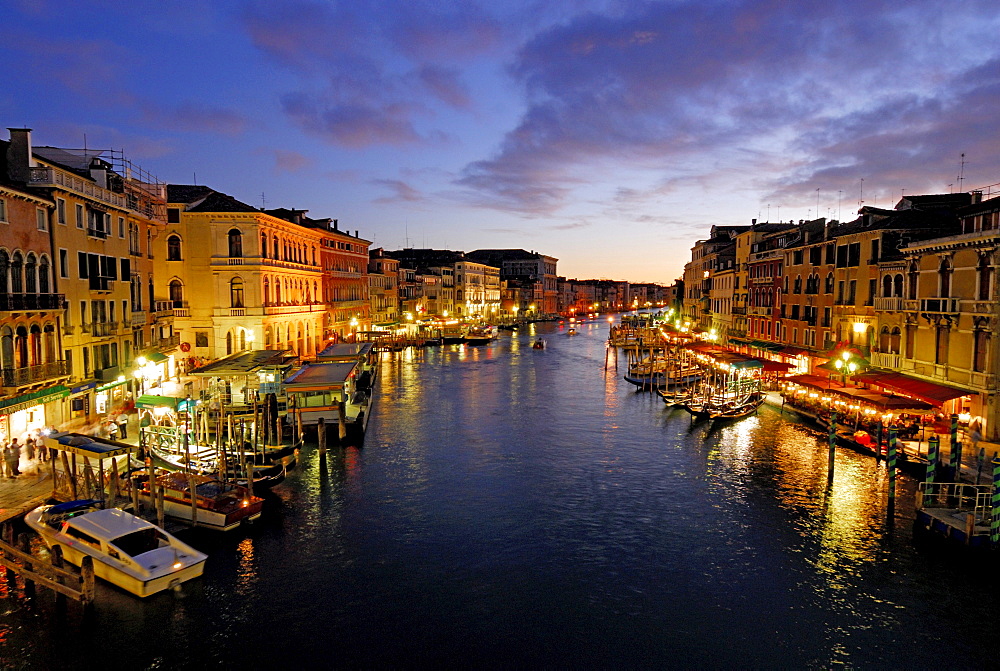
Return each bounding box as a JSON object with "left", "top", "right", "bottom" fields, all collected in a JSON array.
[
  {"left": 853, "top": 372, "right": 974, "bottom": 406},
  {"left": 779, "top": 346, "right": 810, "bottom": 357},
  {"left": 783, "top": 374, "right": 838, "bottom": 390},
  {"left": 762, "top": 360, "right": 794, "bottom": 373}
]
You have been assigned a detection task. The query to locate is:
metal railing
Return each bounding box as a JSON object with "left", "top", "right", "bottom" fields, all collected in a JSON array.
[
  {"left": 0, "top": 361, "right": 68, "bottom": 387},
  {"left": 0, "top": 293, "right": 65, "bottom": 311}
]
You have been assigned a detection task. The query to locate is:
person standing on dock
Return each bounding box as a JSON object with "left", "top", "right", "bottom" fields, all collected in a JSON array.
[
  {"left": 117, "top": 412, "right": 129, "bottom": 439},
  {"left": 4, "top": 439, "right": 21, "bottom": 477}
]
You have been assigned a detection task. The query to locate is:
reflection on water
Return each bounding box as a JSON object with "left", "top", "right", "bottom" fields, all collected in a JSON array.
[{"left": 0, "top": 320, "right": 995, "bottom": 669}]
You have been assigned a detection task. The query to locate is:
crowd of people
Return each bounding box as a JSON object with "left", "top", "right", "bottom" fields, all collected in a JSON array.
[{"left": 1, "top": 432, "right": 49, "bottom": 479}]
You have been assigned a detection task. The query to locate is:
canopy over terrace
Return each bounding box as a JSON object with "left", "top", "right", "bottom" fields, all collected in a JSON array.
[
  {"left": 682, "top": 342, "right": 791, "bottom": 373},
  {"left": 189, "top": 349, "right": 298, "bottom": 406},
  {"left": 852, "top": 371, "right": 974, "bottom": 408}
]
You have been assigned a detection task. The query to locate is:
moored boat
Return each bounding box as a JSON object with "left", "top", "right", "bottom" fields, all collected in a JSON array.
[
  {"left": 25, "top": 500, "right": 207, "bottom": 598},
  {"left": 532, "top": 338, "right": 545, "bottom": 349},
  {"left": 137, "top": 471, "right": 264, "bottom": 531}
]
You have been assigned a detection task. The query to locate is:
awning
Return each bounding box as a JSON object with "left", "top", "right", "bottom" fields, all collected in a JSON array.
[
  {"left": 853, "top": 372, "right": 974, "bottom": 406},
  {"left": 136, "top": 394, "right": 184, "bottom": 410},
  {"left": 762, "top": 360, "right": 794, "bottom": 373},
  {"left": 779, "top": 346, "right": 810, "bottom": 357},
  {"left": 0, "top": 385, "right": 70, "bottom": 413},
  {"left": 142, "top": 351, "right": 169, "bottom": 363},
  {"left": 750, "top": 340, "right": 783, "bottom": 351},
  {"left": 783, "top": 374, "right": 839, "bottom": 391}
]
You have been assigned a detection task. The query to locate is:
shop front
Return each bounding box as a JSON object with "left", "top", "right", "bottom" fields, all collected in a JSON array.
[{"left": 0, "top": 385, "right": 70, "bottom": 443}]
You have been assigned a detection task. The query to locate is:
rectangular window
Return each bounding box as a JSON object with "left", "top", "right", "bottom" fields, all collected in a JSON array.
[
  {"left": 123, "top": 300, "right": 129, "bottom": 321},
  {"left": 76, "top": 203, "right": 84, "bottom": 228},
  {"left": 57, "top": 198, "right": 66, "bottom": 224},
  {"left": 167, "top": 208, "right": 180, "bottom": 223},
  {"left": 0, "top": 198, "right": 6, "bottom": 222},
  {"left": 80, "top": 301, "right": 87, "bottom": 326},
  {"left": 848, "top": 280, "right": 857, "bottom": 304},
  {"left": 59, "top": 249, "right": 69, "bottom": 278},
  {"left": 78, "top": 252, "right": 89, "bottom": 279},
  {"left": 64, "top": 350, "right": 73, "bottom": 378},
  {"left": 36, "top": 207, "right": 48, "bottom": 231}
]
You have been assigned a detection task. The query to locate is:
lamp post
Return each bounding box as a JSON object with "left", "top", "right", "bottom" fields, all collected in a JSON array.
[{"left": 833, "top": 349, "right": 859, "bottom": 387}]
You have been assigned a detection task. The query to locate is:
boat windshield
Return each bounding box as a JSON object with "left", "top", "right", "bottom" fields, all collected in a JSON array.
[{"left": 111, "top": 528, "right": 170, "bottom": 558}]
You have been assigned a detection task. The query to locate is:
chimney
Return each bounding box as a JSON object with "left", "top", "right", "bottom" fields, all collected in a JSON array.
[
  {"left": 6, "top": 127, "right": 34, "bottom": 183},
  {"left": 332, "top": 218, "right": 339, "bottom": 231},
  {"left": 355, "top": 230, "right": 358, "bottom": 238},
  {"left": 972, "top": 190, "right": 983, "bottom": 204}
]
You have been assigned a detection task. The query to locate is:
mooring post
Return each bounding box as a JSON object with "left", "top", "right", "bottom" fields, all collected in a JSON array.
[
  {"left": 827, "top": 412, "right": 837, "bottom": 485},
  {"left": 317, "top": 417, "right": 327, "bottom": 457},
  {"left": 888, "top": 428, "right": 898, "bottom": 513},
  {"left": 926, "top": 436, "right": 939, "bottom": 504},
  {"left": 949, "top": 413, "right": 960, "bottom": 480},
  {"left": 51, "top": 545, "right": 66, "bottom": 608},
  {"left": 18, "top": 533, "right": 34, "bottom": 598},
  {"left": 188, "top": 473, "right": 199, "bottom": 528},
  {"left": 977, "top": 447, "right": 986, "bottom": 484},
  {"left": 80, "top": 556, "right": 95, "bottom": 607},
  {"left": 338, "top": 401, "right": 348, "bottom": 442}
]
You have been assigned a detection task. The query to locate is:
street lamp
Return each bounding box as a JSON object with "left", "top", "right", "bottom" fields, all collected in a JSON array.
[{"left": 834, "top": 349, "right": 860, "bottom": 386}]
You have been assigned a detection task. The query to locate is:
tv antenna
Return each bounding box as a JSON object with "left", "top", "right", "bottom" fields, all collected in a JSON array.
[{"left": 958, "top": 153, "right": 966, "bottom": 192}]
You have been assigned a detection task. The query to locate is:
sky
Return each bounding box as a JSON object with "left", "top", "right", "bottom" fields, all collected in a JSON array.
[{"left": 3, "top": 0, "right": 1000, "bottom": 284}]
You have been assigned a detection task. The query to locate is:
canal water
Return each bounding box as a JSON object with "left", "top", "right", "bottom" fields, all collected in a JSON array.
[{"left": 1, "top": 319, "right": 996, "bottom": 669}]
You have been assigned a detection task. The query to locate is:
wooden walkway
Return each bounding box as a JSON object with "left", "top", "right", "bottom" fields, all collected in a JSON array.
[{"left": 0, "top": 465, "right": 54, "bottom": 524}]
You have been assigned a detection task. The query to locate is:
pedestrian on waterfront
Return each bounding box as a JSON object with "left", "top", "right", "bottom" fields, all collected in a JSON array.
[
  {"left": 117, "top": 412, "right": 129, "bottom": 439},
  {"left": 107, "top": 420, "right": 119, "bottom": 441},
  {"left": 4, "top": 441, "right": 20, "bottom": 477},
  {"left": 24, "top": 434, "right": 35, "bottom": 461}
]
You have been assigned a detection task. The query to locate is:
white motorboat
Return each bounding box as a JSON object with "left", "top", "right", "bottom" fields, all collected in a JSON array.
[{"left": 25, "top": 500, "right": 207, "bottom": 598}]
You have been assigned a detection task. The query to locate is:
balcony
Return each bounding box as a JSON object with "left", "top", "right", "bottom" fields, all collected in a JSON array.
[
  {"left": 90, "top": 321, "right": 117, "bottom": 337},
  {"left": 131, "top": 310, "right": 148, "bottom": 327},
  {"left": 27, "top": 166, "right": 127, "bottom": 209},
  {"left": 748, "top": 306, "right": 772, "bottom": 316},
  {"left": 731, "top": 306, "right": 746, "bottom": 315},
  {"left": 261, "top": 303, "right": 329, "bottom": 316},
  {"left": 94, "top": 365, "right": 122, "bottom": 382},
  {"left": 0, "top": 293, "right": 65, "bottom": 311},
  {"left": 870, "top": 352, "right": 901, "bottom": 370},
  {"left": 919, "top": 297, "right": 960, "bottom": 314},
  {"left": 1, "top": 361, "right": 68, "bottom": 387},
  {"left": 154, "top": 334, "right": 180, "bottom": 350},
  {"left": 750, "top": 276, "right": 774, "bottom": 285},
  {"left": 873, "top": 297, "right": 905, "bottom": 312}
]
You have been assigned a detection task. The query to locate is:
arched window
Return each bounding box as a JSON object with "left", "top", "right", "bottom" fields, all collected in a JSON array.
[
  {"left": 263, "top": 279, "right": 270, "bottom": 306},
  {"left": 24, "top": 253, "right": 36, "bottom": 293},
  {"left": 793, "top": 276, "right": 802, "bottom": 294},
  {"left": 43, "top": 324, "right": 56, "bottom": 362},
  {"left": 226, "top": 331, "right": 233, "bottom": 355},
  {"left": 825, "top": 273, "right": 834, "bottom": 294},
  {"left": 167, "top": 235, "right": 182, "bottom": 261},
  {"left": 974, "top": 329, "right": 990, "bottom": 372},
  {"left": 0, "top": 250, "right": 8, "bottom": 294},
  {"left": 230, "top": 277, "right": 245, "bottom": 308},
  {"left": 882, "top": 276, "right": 892, "bottom": 298},
  {"left": 889, "top": 327, "right": 901, "bottom": 355},
  {"left": 0, "top": 326, "right": 12, "bottom": 369},
  {"left": 878, "top": 326, "right": 890, "bottom": 352},
  {"left": 10, "top": 252, "right": 23, "bottom": 293},
  {"left": 908, "top": 263, "right": 919, "bottom": 300},
  {"left": 38, "top": 255, "right": 50, "bottom": 294},
  {"left": 14, "top": 325, "right": 28, "bottom": 368},
  {"left": 977, "top": 254, "right": 993, "bottom": 301},
  {"left": 169, "top": 279, "right": 184, "bottom": 307},
  {"left": 273, "top": 236, "right": 279, "bottom": 259},
  {"left": 29, "top": 324, "right": 42, "bottom": 366},
  {"left": 938, "top": 257, "right": 952, "bottom": 298},
  {"left": 261, "top": 232, "right": 268, "bottom": 259},
  {"left": 228, "top": 229, "right": 243, "bottom": 258},
  {"left": 893, "top": 274, "right": 903, "bottom": 297}
]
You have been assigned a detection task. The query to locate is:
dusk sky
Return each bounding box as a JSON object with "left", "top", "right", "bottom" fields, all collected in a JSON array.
[{"left": 3, "top": 0, "right": 1000, "bottom": 284}]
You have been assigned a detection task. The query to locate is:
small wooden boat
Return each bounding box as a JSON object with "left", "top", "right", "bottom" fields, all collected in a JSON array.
[
  {"left": 532, "top": 339, "right": 545, "bottom": 349},
  {"left": 708, "top": 392, "right": 766, "bottom": 421},
  {"left": 25, "top": 500, "right": 207, "bottom": 597},
  {"left": 138, "top": 471, "right": 264, "bottom": 531},
  {"left": 567, "top": 327, "right": 577, "bottom": 335},
  {"left": 465, "top": 324, "right": 499, "bottom": 344}
]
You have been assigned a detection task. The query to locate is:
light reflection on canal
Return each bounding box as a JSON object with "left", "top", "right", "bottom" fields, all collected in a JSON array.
[{"left": 0, "top": 318, "right": 996, "bottom": 669}]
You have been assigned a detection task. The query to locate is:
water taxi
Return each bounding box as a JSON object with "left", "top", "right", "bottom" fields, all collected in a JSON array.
[
  {"left": 25, "top": 500, "right": 207, "bottom": 598},
  {"left": 282, "top": 360, "right": 374, "bottom": 438}
]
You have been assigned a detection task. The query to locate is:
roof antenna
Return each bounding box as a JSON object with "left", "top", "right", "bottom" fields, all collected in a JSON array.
[
  {"left": 193, "top": 172, "right": 197, "bottom": 186},
  {"left": 958, "top": 152, "right": 966, "bottom": 192},
  {"left": 858, "top": 178, "right": 864, "bottom": 209},
  {"left": 261, "top": 192, "right": 266, "bottom": 209}
]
